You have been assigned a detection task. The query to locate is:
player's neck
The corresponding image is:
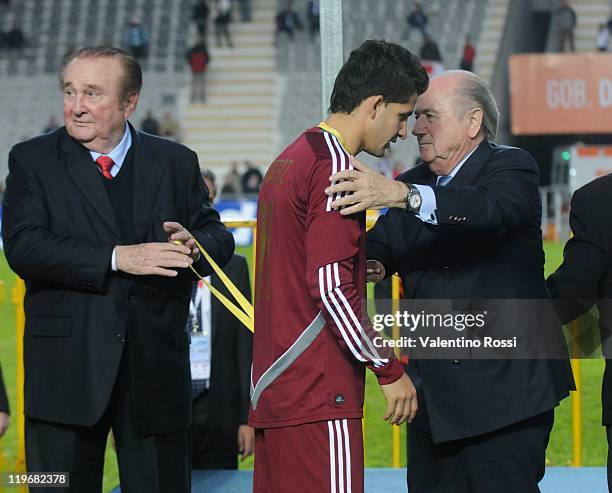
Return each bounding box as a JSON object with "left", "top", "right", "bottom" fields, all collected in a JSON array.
[{"left": 324, "top": 114, "right": 362, "bottom": 156}]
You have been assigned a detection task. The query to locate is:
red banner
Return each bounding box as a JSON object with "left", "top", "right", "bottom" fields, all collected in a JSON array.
[{"left": 509, "top": 53, "right": 612, "bottom": 135}]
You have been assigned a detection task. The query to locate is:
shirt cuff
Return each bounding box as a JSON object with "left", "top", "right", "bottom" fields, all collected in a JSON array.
[
  {"left": 372, "top": 358, "right": 406, "bottom": 385},
  {"left": 111, "top": 248, "right": 117, "bottom": 272},
  {"left": 412, "top": 184, "right": 438, "bottom": 224}
]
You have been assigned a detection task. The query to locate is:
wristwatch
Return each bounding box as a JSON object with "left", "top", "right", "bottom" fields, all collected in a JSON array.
[{"left": 403, "top": 183, "right": 422, "bottom": 214}]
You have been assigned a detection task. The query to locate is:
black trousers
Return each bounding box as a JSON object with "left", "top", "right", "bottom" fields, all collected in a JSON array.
[
  {"left": 191, "top": 390, "right": 238, "bottom": 469},
  {"left": 408, "top": 410, "right": 554, "bottom": 493},
  {"left": 26, "top": 347, "right": 190, "bottom": 493}
]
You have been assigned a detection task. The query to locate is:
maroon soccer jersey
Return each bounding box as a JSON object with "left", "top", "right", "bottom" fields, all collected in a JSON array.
[{"left": 249, "top": 126, "right": 404, "bottom": 429}]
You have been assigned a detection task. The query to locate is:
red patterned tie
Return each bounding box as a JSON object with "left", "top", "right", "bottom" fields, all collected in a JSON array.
[{"left": 95, "top": 156, "right": 114, "bottom": 180}]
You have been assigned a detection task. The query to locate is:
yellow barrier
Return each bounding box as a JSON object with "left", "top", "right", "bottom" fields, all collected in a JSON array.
[
  {"left": 11, "top": 279, "right": 27, "bottom": 493},
  {"left": 570, "top": 320, "right": 582, "bottom": 467},
  {"left": 5, "top": 217, "right": 585, "bottom": 473}
]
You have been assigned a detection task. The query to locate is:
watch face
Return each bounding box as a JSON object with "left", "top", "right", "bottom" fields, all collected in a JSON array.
[{"left": 409, "top": 193, "right": 422, "bottom": 209}]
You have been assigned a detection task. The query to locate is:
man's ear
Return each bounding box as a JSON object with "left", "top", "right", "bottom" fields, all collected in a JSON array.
[
  {"left": 466, "top": 107, "right": 484, "bottom": 139},
  {"left": 123, "top": 92, "right": 139, "bottom": 118},
  {"left": 364, "top": 95, "right": 384, "bottom": 119}
]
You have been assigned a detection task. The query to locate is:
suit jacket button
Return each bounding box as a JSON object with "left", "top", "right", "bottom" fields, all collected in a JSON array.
[
  {"left": 452, "top": 360, "right": 460, "bottom": 365},
  {"left": 117, "top": 334, "right": 125, "bottom": 343},
  {"left": 335, "top": 394, "right": 345, "bottom": 405}
]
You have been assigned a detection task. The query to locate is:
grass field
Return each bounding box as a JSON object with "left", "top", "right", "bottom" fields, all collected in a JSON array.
[{"left": 0, "top": 242, "right": 606, "bottom": 491}]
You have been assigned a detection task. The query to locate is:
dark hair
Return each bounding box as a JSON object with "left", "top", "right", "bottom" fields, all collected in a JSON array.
[
  {"left": 329, "top": 40, "right": 429, "bottom": 114},
  {"left": 59, "top": 46, "right": 142, "bottom": 104},
  {"left": 200, "top": 168, "right": 216, "bottom": 186}
]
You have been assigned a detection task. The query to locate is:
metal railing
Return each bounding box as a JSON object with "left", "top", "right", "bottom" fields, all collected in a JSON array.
[{"left": 540, "top": 185, "right": 572, "bottom": 243}]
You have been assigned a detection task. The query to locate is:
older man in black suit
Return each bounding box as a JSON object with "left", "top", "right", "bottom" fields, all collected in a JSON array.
[
  {"left": 2, "top": 46, "right": 234, "bottom": 492},
  {"left": 326, "top": 70, "right": 574, "bottom": 493},
  {"left": 547, "top": 174, "right": 612, "bottom": 492}
]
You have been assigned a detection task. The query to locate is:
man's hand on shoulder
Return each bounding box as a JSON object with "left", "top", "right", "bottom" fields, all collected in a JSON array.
[
  {"left": 325, "top": 157, "right": 408, "bottom": 215},
  {"left": 380, "top": 373, "right": 418, "bottom": 425}
]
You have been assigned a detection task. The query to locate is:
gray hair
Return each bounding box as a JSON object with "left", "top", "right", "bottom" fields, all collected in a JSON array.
[
  {"left": 60, "top": 46, "right": 142, "bottom": 104},
  {"left": 453, "top": 71, "right": 499, "bottom": 141}
]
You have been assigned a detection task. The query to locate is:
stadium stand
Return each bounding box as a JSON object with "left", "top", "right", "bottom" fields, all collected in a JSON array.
[
  {"left": 475, "top": 0, "right": 510, "bottom": 84},
  {"left": 182, "top": 0, "right": 279, "bottom": 172},
  {"left": 547, "top": 0, "right": 611, "bottom": 53}
]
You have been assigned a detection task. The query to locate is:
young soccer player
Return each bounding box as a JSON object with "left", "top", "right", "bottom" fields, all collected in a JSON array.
[{"left": 250, "top": 40, "right": 429, "bottom": 493}]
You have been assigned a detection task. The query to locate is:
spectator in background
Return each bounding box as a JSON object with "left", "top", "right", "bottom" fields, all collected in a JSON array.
[
  {"left": 192, "top": 0, "right": 210, "bottom": 38},
  {"left": 123, "top": 16, "right": 149, "bottom": 59},
  {"left": 459, "top": 35, "right": 476, "bottom": 71},
  {"left": 238, "top": 0, "right": 252, "bottom": 22},
  {"left": 43, "top": 116, "right": 59, "bottom": 133},
  {"left": 141, "top": 110, "right": 160, "bottom": 135},
  {"left": 557, "top": 0, "right": 577, "bottom": 52},
  {"left": 404, "top": 2, "right": 428, "bottom": 40},
  {"left": 3, "top": 22, "right": 25, "bottom": 50},
  {"left": 307, "top": 0, "right": 320, "bottom": 42},
  {"left": 597, "top": 23, "right": 609, "bottom": 51},
  {"left": 275, "top": 1, "right": 303, "bottom": 44},
  {"left": 161, "top": 111, "right": 181, "bottom": 141},
  {"left": 190, "top": 169, "right": 255, "bottom": 469},
  {"left": 214, "top": 0, "right": 234, "bottom": 48},
  {"left": 187, "top": 38, "right": 210, "bottom": 102},
  {"left": 222, "top": 162, "right": 242, "bottom": 195},
  {"left": 419, "top": 35, "right": 442, "bottom": 62},
  {"left": 0, "top": 365, "right": 9, "bottom": 438},
  {"left": 221, "top": 176, "right": 237, "bottom": 195},
  {"left": 241, "top": 161, "right": 263, "bottom": 195}
]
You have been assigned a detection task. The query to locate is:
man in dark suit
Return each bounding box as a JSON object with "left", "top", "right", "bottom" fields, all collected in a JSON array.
[
  {"left": 325, "top": 70, "right": 574, "bottom": 492},
  {"left": 1, "top": 46, "right": 234, "bottom": 493},
  {"left": 189, "top": 169, "right": 254, "bottom": 468},
  {"left": 0, "top": 365, "right": 9, "bottom": 438},
  {"left": 547, "top": 174, "right": 612, "bottom": 492}
]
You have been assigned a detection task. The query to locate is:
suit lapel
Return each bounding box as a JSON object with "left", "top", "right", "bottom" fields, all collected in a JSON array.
[
  {"left": 62, "top": 130, "right": 123, "bottom": 241},
  {"left": 446, "top": 140, "right": 495, "bottom": 187},
  {"left": 130, "top": 125, "right": 166, "bottom": 242}
]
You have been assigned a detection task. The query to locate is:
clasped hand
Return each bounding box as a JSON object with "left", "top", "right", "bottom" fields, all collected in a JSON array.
[{"left": 115, "top": 222, "right": 199, "bottom": 277}]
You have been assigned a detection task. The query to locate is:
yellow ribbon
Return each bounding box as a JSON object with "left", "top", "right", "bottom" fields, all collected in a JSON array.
[{"left": 180, "top": 238, "right": 255, "bottom": 333}]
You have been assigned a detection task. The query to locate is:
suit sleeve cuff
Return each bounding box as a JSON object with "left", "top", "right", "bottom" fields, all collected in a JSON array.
[
  {"left": 413, "top": 184, "right": 438, "bottom": 224},
  {"left": 371, "top": 358, "right": 405, "bottom": 385}
]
